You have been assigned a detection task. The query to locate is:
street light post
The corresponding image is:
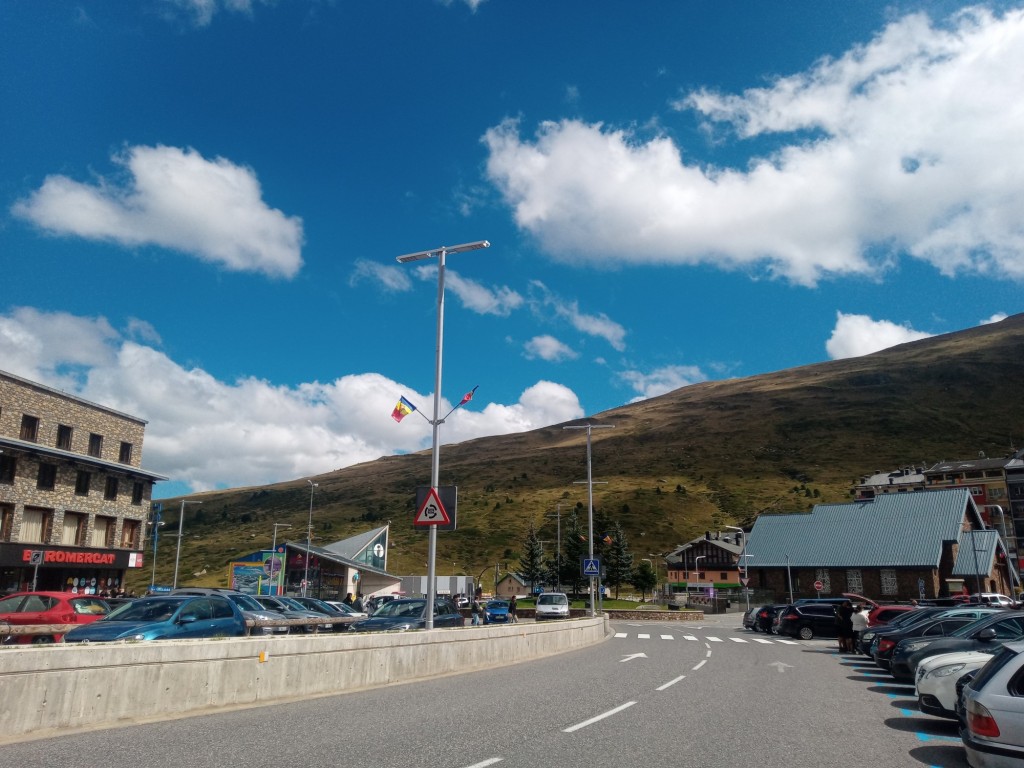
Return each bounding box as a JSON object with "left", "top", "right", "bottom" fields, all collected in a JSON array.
[
  {"left": 565, "top": 422, "right": 614, "bottom": 617},
  {"left": 270, "top": 522, "right": 292, "bottom": 596},
  {"left": 397, "top": 240, "right": 490, "bottom": 629},
  {"left": 303, "top": 481, "right": 318, "bottom": 597},
  {"left": 546, "top": 505, "right": 562, "bottom": 594},
  {"left": 785, "top": 554, "right": 794, "bottom": 603},
  {"left": 172, "top": 499, "right": 202, "bottom": 590},
  {"left": 149, "top": 520, "right": 165, "bottom": 591},
  {"left": 694, "top": 555, "right": 706, "bottom": 590}
]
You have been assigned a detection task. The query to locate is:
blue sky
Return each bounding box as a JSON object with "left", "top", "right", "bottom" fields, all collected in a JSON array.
[{"left": 2, "top": 1, "right": 1022, "bottom": 499}]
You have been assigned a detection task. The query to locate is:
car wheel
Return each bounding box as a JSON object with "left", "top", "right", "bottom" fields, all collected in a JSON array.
[
  {"left": 32, "top": 635, "right": 55, "bottom": 644},
  {"left": 798, "top": 625, "right": 814, "bottom": 640}
]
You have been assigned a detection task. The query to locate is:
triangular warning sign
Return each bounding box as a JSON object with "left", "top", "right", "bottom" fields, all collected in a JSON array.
[{"left": 414, "top": 487, "right": 450, "bottom": 526}]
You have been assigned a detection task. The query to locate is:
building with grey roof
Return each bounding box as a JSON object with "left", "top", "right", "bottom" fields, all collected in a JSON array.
[{"left": 741, "top": 488, "right": 1017, "bottom": 602}]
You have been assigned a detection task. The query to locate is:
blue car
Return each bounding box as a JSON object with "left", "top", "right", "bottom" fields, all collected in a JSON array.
[
  {"left": 63, "top": 595, "right": 247, "bottom": 642},
  {"left": 484, "top": 600, "right": 510, "bottom": 624}
]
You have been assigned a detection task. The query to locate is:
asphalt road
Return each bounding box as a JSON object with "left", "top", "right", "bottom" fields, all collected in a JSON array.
[{"left": 0, "top": 615, "right": 972, "bottom": 768}]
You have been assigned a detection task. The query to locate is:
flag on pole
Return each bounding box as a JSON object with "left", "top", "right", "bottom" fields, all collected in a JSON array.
[
  {"left": 459, "top": 385, "right": 478, "bottom": 406},
  {"left": 391, "top": 396, "right": 416, "bottom": 423}
]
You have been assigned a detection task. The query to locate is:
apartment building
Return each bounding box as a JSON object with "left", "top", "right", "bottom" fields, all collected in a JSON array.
[{"left": 0, "top": 370, "right": 166, "bottom": 594}]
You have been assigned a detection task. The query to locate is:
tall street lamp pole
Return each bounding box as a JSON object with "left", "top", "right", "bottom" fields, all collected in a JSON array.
[
  {"left": 397, "top": 240, "right": 490, "bottom": 629},
  {"left": 303, "top": 481, "right": 317, "bottom": 597},
  {"left": 172, "top": 499, "right": 202, "bottom": 590},
  {"left": 564, "top": 422, "right": 614, "bottom": 618},
  {"left": 150, "top": 520, "right": 165, "bottom": 590},
  {"left": 270, "top": 522, "right": 292, "bottom": 596},
  {"left": 546, "top": 505, "right": 562, "bottom": 593},
  {"left": 785, "top": 554, "right": 794, "bottom": 603}
]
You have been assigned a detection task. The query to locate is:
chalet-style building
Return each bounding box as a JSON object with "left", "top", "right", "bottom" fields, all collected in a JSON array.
[
  {"left": 666, "top": 530, "right": 745, "bottom": 592},
  {"left": 0, "top": 369, "right": 166, "bottom": 594},
  {"left": 741, "top": 489, "right": 1018, "bottom": 602}
]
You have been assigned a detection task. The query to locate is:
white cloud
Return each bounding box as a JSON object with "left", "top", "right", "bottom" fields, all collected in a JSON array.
[
  {"left": 484, "top": 7, "right": 1024, "bottom": 286},
  {"left": 349, "top": 259, "right": 414, "bottom": 292},
  {"left": 619, "top": 364, "right": 708, "bottom": 402},
  {"left": 981, "top": 312, "right": 1008, "bottom": 325},
  {"left": 529, "top": 281, "right": 627, "bottom": 351},
  {"left": 415, "top": 266, "right": 524, "bottom": 316},
  {"left": 825, "top": 312, "right": 933, "bottom": 359},
  {"left": 0, "top": 308, "right": 583, "bottom": 493},
  {"left": 12, "top": 145, "right": 304, "bottom": 279},
  {"left": 163, "top": 0, "right": 264, "bottom": 27},
  {"left": 524, "top": 335, "right": 578, "bottom": 362}
]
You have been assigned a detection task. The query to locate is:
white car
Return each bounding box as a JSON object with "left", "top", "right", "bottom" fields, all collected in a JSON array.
[
  {"left": 916, "top": 650, "right": 997, "bottom": 719},
  {"left": 535, "top": 592, "right": 570, "bottom": 621},
  {"left": 961, "top": 639, "right": 1024, "bottom": 767}
]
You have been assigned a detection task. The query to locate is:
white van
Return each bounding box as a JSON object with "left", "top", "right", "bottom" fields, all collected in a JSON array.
[{"left": 535, "top": 592, "right": 570, "bottom": 620}]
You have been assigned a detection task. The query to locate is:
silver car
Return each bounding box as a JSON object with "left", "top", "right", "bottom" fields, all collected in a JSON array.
[
  {"left": 535, "top": 592, "right": 570, "bottom": 620},
  {"left": 961, "top": 639, "right": 1024, "bottom": 767}
]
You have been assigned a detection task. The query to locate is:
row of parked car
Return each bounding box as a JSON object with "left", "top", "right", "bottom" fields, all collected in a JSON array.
[{"left": 745, "top": 596, "right": 1024, "bottom": 766}]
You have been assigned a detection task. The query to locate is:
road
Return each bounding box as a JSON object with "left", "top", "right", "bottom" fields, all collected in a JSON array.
[{"left": 0, "top": 615, "right": 970, "bottom": 768}]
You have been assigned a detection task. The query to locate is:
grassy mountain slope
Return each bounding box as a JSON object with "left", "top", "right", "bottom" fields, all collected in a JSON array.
[{"left": 138, "top": 314, "right": 1024, "bottom": 591}]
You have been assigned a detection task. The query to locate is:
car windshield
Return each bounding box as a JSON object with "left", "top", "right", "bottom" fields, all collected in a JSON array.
[
  {"left": 230, "top": 594, "right": 264, "bottom": 611},
  {"left": 330, "top": 602, "right": 355, "bottom": 614},
  {"left": 538, "top": 595, "right": 567, "bottom": 606},
  {"left": 487, "top": 601, "right": 508, "bottom": 609},
  {"left": 949, "top": 614, "right": 1022, "bottom": 638},
  {"left": 277, "top": 598, "right": 309, "bottom": 611},
  {"left": 105, "top": 598, "right": 184, "bottom": 622},
  {"left": 373, "top": 600, "right": 425, "bottom": 618}
]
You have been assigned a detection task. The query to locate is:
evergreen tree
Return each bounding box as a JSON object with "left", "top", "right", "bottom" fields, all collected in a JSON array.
[
  {"left": 632, "top": 559, "right": 658, "bottom": 602},
  {"left": 518, "top": 522, "right": 546, "bottom": 594},
  {"left": 563, "top": 509, "right": 589, "bottom": 597},
  {"left": 603, "top": 520, "right": 633, "bottom": 599}
]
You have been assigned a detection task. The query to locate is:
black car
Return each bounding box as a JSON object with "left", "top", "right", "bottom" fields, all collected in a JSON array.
[
  {"left": 776, "top": 603, "right": 839, "bottom": 640},
  {"left": 871, "top": 615, "right": 981, "bottom": 670},
  {"left": 289, "top": 596, "right": 360, "bottom": 631},
  {"left": 889, "top": 610, "right": 1024, "bottom": 682},
  {"left": 255, "top": 595, "right": 334, "bottom": 633},
  {"left": 348, "top": 597, "right": 465, "bottom": 632}
]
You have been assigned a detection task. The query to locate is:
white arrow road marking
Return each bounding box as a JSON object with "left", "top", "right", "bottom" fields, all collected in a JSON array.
[
  {"left": 620, "top": 653, "right": 648, "bottom": 662},
  {"left": 769, "top": 661, "right": 794, "bottom": 673}
]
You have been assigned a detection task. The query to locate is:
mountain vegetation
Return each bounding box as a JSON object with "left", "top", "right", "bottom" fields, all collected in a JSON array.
[{"left": 134, "top": 314, "right": 1024, "bottom": 593}]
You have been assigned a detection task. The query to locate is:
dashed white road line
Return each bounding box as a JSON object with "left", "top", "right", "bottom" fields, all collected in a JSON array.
[
  {"left": 692, "top": 659, "right": 708, "bottom": 671},
  {"left": 657, "top": 675, "right": 686, "bottom": 691},
  {"left": 563, "top": 701, "right": 637, "bottom": 733}
]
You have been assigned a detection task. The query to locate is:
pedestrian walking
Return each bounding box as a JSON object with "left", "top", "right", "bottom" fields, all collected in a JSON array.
[
  {"left": 471, "top": 596, "right": 483, "bottom": 625},
  {"left": 509, "top": 594, "right": 518, "bottom": 623}
]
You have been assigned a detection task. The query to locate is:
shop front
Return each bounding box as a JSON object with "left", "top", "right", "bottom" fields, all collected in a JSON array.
[{"left": 0, "top": 542, "right": 144, "bottom": 595}]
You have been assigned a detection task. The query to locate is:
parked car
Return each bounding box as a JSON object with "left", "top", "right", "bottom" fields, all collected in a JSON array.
[
  {"left": 483, "top": 600, "right": 511, "bottom": 624},
  {"left": 960, "top": 638, "right": 1024, "bottom": 767},
  {"left": 742, "top": 605, "right": 761, "bottom": 631},
  {"left": 63, "top": 594, "right": 247, "bottom": 642},
  {"left": 890, "top": 610, "right": 1024, "bottom": 683},
  {"left": 324, "top": 600, "right": 369, "bottom": 619},
  {"left": 916, "top": 650, "right": 999, "bottom": 720},
  {"left": 535, "top": 592, "right": 570, "bottom": 621},
  {"left": 254, "top": 595, "right": 333, "bottom": 633},
  {"left": 872, "top": 615, "right": 983, "bottom": 671},
  {"left": 289, "top": 597, "right": 361, "bottom": 631},
  {"left": 776, "top": 603, "right": 841, "bottom": 640},
  {"left": 867, "top": 604, "right": 918, "bottom": 627},
  {"left": 172, "top": 588, "right": 289, "bottom": 636},
  {"left": 968, "top": 593, "right": 1018, "bottom": 608},
  {"left": 858, "top": 607, "right": 937, "bottom": 656},
  {"left": 348, "top": 597, "right": 465, "bottom": 632},
  {"left": 754, "top": 604, "right": 788, "bottom": 634},
  {"left": 0, "top": 591, "right": 109, "bottom": 644},
  {"left": 862, "top": 606, "right": 998, "bottom": 658}
]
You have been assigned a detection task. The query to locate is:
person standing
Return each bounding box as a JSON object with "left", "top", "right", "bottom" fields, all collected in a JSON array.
[
  {"left": 836, "top": 600, "right": 855, "bottom": 652},
  {"left": 509, "top": 594, "right": 518, "bottom": 623},
  {"left": 850, "top": 603, "right": 870, "bottom": 652},
  {"left": 471, "top": 596, "right": 483, "bottom": 626}
]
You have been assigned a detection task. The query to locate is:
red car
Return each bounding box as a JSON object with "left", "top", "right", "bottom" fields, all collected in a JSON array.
[{"left": 0, "top": 591, "right": 110, "bottom": 644}]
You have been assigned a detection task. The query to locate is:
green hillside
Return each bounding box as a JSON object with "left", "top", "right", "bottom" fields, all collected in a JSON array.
[{"left": 136, "top": 314, "right": 1024, "bottom": 592}]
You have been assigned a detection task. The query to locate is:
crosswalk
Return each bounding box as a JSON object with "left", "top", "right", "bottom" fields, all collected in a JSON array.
[{"left": 613, "top": 631, "right": 800, "bottom": 645}]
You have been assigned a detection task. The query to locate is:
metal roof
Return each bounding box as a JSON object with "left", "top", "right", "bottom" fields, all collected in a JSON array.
[
  {"left": 323, "top": 525, "right": 389, "bottom": 560},
  {"left": 743, "top": 489, "right": 976, "bottom": 569},
  {"left": 952, "top": 529, "right": 999, "bottom": 577}
]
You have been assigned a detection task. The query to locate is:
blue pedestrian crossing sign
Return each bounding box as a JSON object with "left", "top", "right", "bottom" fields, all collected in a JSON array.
[{"left": 582, "top": 558, "right": 600, "bottom": 577}]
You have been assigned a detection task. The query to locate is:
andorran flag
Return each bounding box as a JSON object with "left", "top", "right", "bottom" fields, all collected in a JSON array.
[{"left": 391, "top": 396, "right": 416, "bottom": 423}]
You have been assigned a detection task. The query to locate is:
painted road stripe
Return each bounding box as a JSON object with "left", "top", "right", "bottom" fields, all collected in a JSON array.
[
  {"left": 683, "top": 635, "right": 698, "bottom": 641},
  {"left": 563, "top": 701, "right": 637, "bottom": 733},
  {"left": 692, "top": 660, "right": 708, "bottom": 671},
  {"left": 706, "top": 636, "right": 722, "bottom": 642},
  {"left": 657, "top": 675, "right": 686, "bottom": 691},
  {"left": 614, "top": 632, "right": 627, "bottom": 638},
  {"left": 730, "top": 637, "right": 748, "bottom": 643},
  {"left": 638, "top": 634, "right": 650, "bottom": 639},
  {"left": 660, "top": 634, "right": 674, "bottom": 640}
]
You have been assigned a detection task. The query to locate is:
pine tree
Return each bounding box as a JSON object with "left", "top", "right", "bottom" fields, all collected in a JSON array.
[
  {"left": 603, "top": 520, "right": 633, "bottom": 599},
  {"left": 518, "top": 522, "right": 546, "bottom": 594},
  {"left": 563, "top": 508, "right": 589, "bottom": 597}
]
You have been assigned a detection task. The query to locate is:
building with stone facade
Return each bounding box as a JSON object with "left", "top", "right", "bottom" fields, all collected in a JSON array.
[{"left": 0, "top": 370, "right": 166, "bottom": 594}]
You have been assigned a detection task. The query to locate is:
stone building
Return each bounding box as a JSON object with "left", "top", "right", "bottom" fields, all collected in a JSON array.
[{"left": 0, "top": 370, "right": 166, "bottom": 594}]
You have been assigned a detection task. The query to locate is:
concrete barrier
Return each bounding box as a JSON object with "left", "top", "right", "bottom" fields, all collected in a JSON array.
[{"left": 0, "top": 616, "right": 608, "bottom": 743}]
